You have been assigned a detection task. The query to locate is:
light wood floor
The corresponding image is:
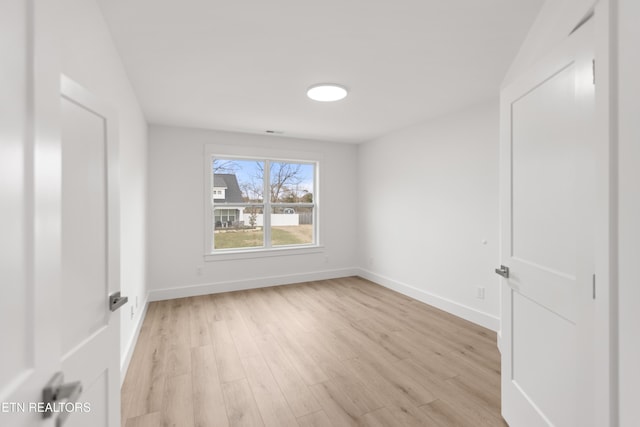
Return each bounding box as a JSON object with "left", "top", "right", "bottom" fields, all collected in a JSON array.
[{"left": 121, "top": 277, "right": 506, "bottom": 427}]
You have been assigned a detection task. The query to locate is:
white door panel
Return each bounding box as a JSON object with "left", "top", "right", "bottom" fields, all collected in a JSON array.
[
  {"left": 500, "top": 18, "right": 595, "bottom": 427},
  {"left": 512, "top": 63, "right": 578, "bottom": 282},
  {"left": 511, "top": 292, "right": 575, "bottom": 426},
  {"left": 60, "top": 76, "right": 121, "bottom": 427},
  {"left": 61, "top": 96, "right": 109, "bottom": 355}
]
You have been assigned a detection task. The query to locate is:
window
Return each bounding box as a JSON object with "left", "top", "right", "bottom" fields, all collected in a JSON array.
[{"left": 208, "top": 156, "right": 317, "bottom": 253}]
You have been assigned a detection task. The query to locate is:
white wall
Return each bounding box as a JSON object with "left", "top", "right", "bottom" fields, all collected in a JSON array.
[
  {"left": 617, "top": 0, "right": 640, "bottom": 424},
  {"left": 357, "top": 101, "right": 500, "bottom": 330},
  {"left": 54, "top": 0, "right": 149, "bottom": 374},
  {"left": 147, "top": 125, "right": 358, "bottom": 299}
]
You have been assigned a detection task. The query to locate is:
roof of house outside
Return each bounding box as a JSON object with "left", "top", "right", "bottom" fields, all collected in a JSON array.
[{"left": 213, "top": 174, "right": 244, "bottom": 203}]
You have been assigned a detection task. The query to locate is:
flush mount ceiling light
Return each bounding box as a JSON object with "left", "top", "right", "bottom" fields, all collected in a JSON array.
[{"left": 306, "top": 84, "right": 348, "bottom": 102}]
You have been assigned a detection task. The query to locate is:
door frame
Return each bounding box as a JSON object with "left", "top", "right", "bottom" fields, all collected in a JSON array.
[{"left": 593, "top": 2, "right": 616, "bottom": 426}]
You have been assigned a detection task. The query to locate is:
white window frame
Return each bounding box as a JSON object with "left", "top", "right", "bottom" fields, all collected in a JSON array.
[{"left": 203, "top": 144, "right": 322, "bottom": 261}]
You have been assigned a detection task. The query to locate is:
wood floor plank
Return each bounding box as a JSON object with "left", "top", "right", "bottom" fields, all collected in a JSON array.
[
  {"left": 260, "top": 288, "right": 310, "bottom": 333},
  {"left": 305, "top": 327, "right": 359, "bottom": 361},
  {"left": 332, "top": 326, "right": 401, "bottom": 365},
  {"left": 165, "top": 299, "right": 192, "bottom": 377},
  {"left": 161, "top": 374, "right": 195, "bottom": 427},
  {"left": 295, "top": 333, "right": 384, "bottom": 415},
  {"left": 191, "top": 346, "right": 229, "bottom": 427},
  {"left": 267, "top": 323, "right": 329, "bottom": 385},
  {"left": 222, "top": 379, "right": 265, "bottom": 427},
  {"left": 351, "top": 317, "right": 413, "bottom": 360},
  {"left": 277, "top": 285, "right": 327, "bottom": 314},
  {"left": 309, "top": 381, "right": 363, "bottom": 426},
  {"left": 253, "top": 333, "right": 321, "bottom": 417},
  {"left": 151, "top": 300, "right": 173, "bottom": 337},
  {"left": 122, "top": 277, "right": 505, "bottom": 427},
  {"left": 225, "top": 303, "right": 261, "bottom": 357},
  {"left": 445, "top": 375, "right": 501, "bottom": 417},
  {"left": 345, "top": 355, "right": 434, "bottom": 411},
  {"left": 303, "top": 306, "right": 352, "bottom": 332},
  {"left": 296, "top": 410, "right": 334, "bottom": 427},
  {"left": 361, "top": 406, "right": 437, "bottom": 427},
  {"left": 133, "top": 302, "right": 157, "bottom": 346},
  {"left": 240, "top": 355, "right": 298, "bottom": 427},
  {"left": 397, "top": 358, "right": 505, "bottom": 425},
  {"left": 443, "top": 349, "right": 501, "bottom": 387},
  {"left": 206, "top": 294, "right": 225, "bottom": 322},
  {"left": 240, "top": 290, "right": 279, "bottom": 336},
  {"left": 124, "top": 412, "right": 161, "bottom": 427},
  {"left": 384, "top": 404, "right": 440, "bottom": 427},
  {"left": 420, "top": 398, "right": 507, "bottom": 427},
  {"left": 122, "top": 333, "right": 167, "bottom": 419},
  {"left": 189, "top": 297, "right": 212, "bottom": 348},
  {"left": 211, "top": 319, "right": 246, "bottom": 383},
  {"left": 360, "top": 408, "right": 397, "bottom": 427},
  {"left": 213, "top": 292, "right": 239, "bottom": 321}
]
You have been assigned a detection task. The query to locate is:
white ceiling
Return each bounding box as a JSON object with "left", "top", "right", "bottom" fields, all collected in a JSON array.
[{"left": 97, "top": 0, "right": 543, "bottom": 143}]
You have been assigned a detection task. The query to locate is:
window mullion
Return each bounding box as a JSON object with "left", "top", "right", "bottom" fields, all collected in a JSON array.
[{"left": 264, "top": 160, "right": 271, "bottom": 248}]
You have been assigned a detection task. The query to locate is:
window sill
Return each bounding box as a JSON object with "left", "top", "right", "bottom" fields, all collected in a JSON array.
[{"left": 204, "top": 245, "right": 324, "bottom": 262}]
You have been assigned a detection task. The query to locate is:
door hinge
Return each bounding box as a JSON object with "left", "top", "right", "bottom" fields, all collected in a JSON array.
[
  {"left": 592, "top": 59, "right": 596, "bottom": 85},
  {"left": 592, "top": 274, "right": 596, "bottom": 299}
]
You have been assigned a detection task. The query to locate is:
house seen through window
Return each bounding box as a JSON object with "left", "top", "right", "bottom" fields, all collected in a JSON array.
[{"left": 211, "top": 157, "right": 316, "bottom": 251}]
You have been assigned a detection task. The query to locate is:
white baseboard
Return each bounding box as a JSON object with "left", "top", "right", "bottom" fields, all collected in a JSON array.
[
  {"left": 357, "top": 268, "right": 500, "bottom": 331},
  {"left": 148, "top": 267, "right": 359, "bottom": 302},
  {"left": 120, "top": 295, "right": 149, "bottom": 386}
]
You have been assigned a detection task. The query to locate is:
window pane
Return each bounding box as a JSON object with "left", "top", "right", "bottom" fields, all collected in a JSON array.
[
  {"left": 271, "top": 206, "right": 314, "bottom": 247},
  {"left": 269, "top": 162, "right": 314, "bottom": 203},
  {"left": 214, "top": 206, "right": 264, "bottom": 249},
  {"left": 209, "top": 157, "right": 317, "bottom": 253},
  {"left": 213, "top": 158, "right": 264, "bottom": 203}
]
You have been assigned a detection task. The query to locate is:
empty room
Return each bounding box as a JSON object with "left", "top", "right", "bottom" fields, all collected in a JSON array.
[{"left": 2, "top": 0, "right": 638, "bottom": 426}]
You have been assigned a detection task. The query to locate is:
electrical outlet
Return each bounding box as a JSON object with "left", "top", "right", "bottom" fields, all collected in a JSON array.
[
  {"left": 476, "top": 287, "right": 485, "bottom": 299},
  {"left": 130, "top": 306, "right": 135, "bottom": 319},
  {"left": 196, "top": 266, "right": 203, "bottom": 276}
]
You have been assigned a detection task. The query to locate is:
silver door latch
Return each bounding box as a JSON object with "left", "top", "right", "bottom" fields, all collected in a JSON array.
[
  {"left": 495, "top": 265, "right": 510, "bottom": 278},
  {"left": 109, "top": 291, "right": 129, "bottom": 312},
  {"left": 42, "top": 372, "right": 82, "bottom": 426}
]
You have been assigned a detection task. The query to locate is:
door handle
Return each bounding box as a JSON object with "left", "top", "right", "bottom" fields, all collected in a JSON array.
[
  {"left": 109, "top": 291, "right": 129, "bottom": 312},
  {"left": 495, "top": 265, "right": 510, "bottom": 278},
  {"left": 42, "top": 372, "right": 83, "bottom": 427}
]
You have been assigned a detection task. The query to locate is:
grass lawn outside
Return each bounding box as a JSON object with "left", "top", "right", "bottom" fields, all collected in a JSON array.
[{"left": 214, "top": 225, "right": 313, "bottom": 249}]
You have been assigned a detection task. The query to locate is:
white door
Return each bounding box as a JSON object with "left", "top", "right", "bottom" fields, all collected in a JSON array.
[
  {"left": 499, "top": 18, "right": 595, "bottom": 427},
  {"left": 0, "top": 2, "right": 123, "bottom": 425},
  {"left": 59, "top": 76, "right": 122, "bottom": 427}
]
